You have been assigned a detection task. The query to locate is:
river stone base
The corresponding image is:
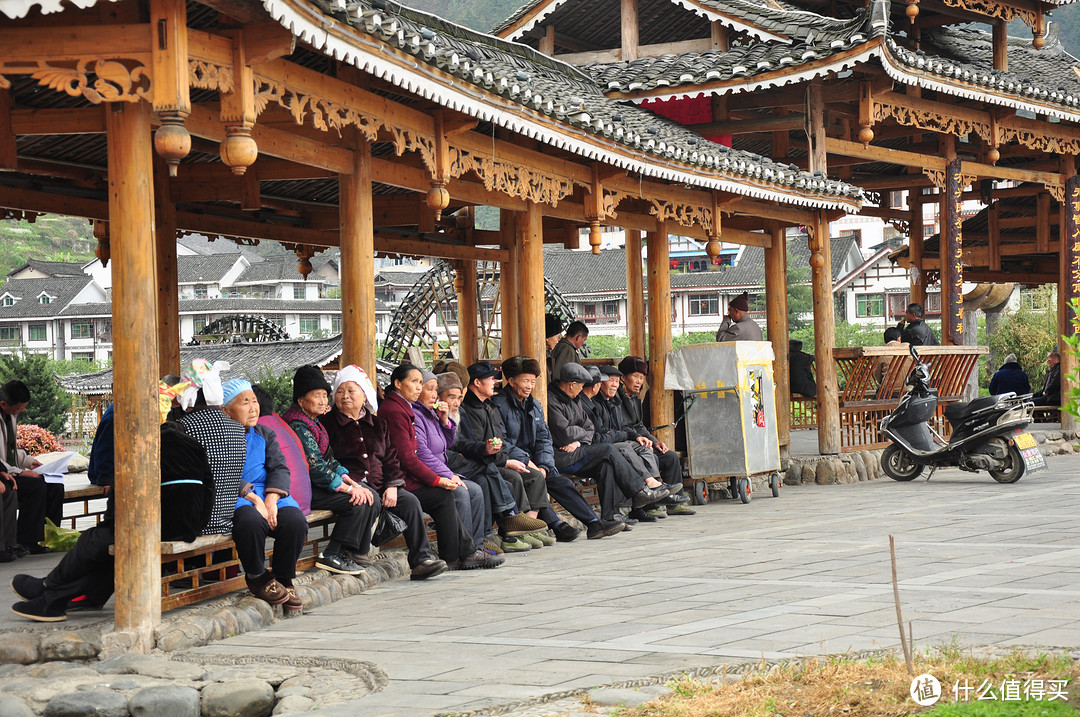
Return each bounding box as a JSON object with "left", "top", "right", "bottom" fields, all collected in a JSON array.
[{"left": 0, "top": 653, "right": 388, "bottom": 716}]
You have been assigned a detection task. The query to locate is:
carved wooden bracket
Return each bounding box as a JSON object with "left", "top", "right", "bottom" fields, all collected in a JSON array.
[
  {"left": 922, "top": 168, "right": 945, "bottom": 189},
  {"left": 940, "top": 0, "right": 1038, "bottom": 32},
  {"left": 649, "top": 199, "right": 714, "bottom": 235},
  {"left": 1047, "top": 183, "right": 1066, "bottom": 203},
  {"left": 0, "top": 59, "right": 151, "bottom": 103},
  {"left": 447, "top": 146, "right": 576, "bottom": 207}
]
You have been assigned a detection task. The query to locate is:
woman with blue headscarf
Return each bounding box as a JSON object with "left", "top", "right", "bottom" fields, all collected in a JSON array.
[{"left": 222, "top": 378, "right": 307, "bottom": 612}]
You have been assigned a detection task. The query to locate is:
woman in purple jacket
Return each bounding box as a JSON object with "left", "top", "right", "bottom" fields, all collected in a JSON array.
[{"left": 411, "top": 370, "right": 487, "bottom": 553}]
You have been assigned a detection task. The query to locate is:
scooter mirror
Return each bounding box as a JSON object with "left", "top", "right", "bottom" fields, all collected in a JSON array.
[{"left": 909, "top": 344, "right": 920, "bottom": 361}]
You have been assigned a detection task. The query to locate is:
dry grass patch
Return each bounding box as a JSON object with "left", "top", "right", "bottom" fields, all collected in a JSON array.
[{"left": 618, "top": 647, "right": 1080, "bottom": 717}]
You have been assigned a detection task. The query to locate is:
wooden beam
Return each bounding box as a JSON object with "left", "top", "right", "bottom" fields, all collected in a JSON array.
[
  {"left": 993, "top": 20, "right": 1008, "bottom": 71},
  {"left": 808, "top": 81, "right": 828, "bottom": 175},
  {"left": 711, "top": 21, "right": 730, "bottom": 51},
  {"left": 687, "top": 114, "right": 805, "bottom": 136},
  {"left": 960, "top": 160, "right": 1061, "bottom": 187},
  {"left": 557, "top": 36, "right": 715, "bottom": 65},
  {"left": 988, "top": 201, "right": 1002, "bottom": 271},
  {"left": 909, "top": 189, "right": 926, "bottom": 305},
  {"left": 0, "top": 90, "right": 16, "bottom": 170},
  {"left": 647, "top": 222, "right": 674, "bottom": 447},
  {"left": 0, "top": 23, "right": 151, "bottom": 62},
  {"left": 825, "top": 137, "right": 946, "bottom": 171},
  {"left": 539, "top": 25, "right": 555, "bottom": 55},
  {"left": 373, "top": 235, "right": 509, "bottom": 263},
  {"left": 517, "top": 202, "right": 547, "bottom": 407},
  {"left": 10, "top": 107, "right": 108, "bottom": 135},
  {"left": 500, "top": 211, "right": 519, "bottom": 360},
  {"left": 1037, "top": 192, "right": 1051, "bottom": 254},
  {"left": 107, "top": 100, "right": 160, "bottom": 653},
  {"left": 455, "top": 259, "right": 479, "bottom": 365}
]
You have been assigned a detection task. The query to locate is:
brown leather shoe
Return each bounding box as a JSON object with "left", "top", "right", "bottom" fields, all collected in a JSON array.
[
  {"left": 246, "top": 573, "right": 289, "bottom": 605},
  {"left": 283, "top": 587, "right": 303, "bottom": 613}
]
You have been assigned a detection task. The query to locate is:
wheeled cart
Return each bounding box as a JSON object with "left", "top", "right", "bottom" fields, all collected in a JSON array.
[{"left": 665, "top": 342, "right": 782, "bottom": 504}]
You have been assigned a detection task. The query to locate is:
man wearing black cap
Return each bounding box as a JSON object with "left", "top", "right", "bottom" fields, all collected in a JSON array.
[
  {"left": 715, "top": 292, "right": 763, "bottom": 342},
  {"left": 615, "top": 356, "right": 695, "bottom": 517},
  {"left": 454, "top": 361, "right": 550, "bottom": 551},
  {"left": 545, "top": 314, "right": 563, "bottom": 376},
  {"left": 493, "top": 356, "right": 620, "bottom": 540},
  {"left": 548, "top": 363, "right": 668, "bottom": 529}
]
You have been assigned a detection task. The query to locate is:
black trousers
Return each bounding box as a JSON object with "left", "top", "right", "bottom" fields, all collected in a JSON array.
[
  {"left": 410, "top": 484, "right": 474, "bottom": 561},
  {"left": 309, "top": 485, "right": 379, "bottom": 556},
  {"left": 498, "top": 465, "right": 549, "bottom": 514},
  {"left": 655, "top": 448, "right": 683, "bottom": 487},
  {"left": 540, "top": 471, "right": 598, "bottom": 527},
  {"left": 16, "top": 475, "right": 63, "bottom": 546},
  {"left": 42, "top": 522, "right": 115, "bottom": 611},
  {"left": 384, "top": 488, "right": 433, "bottom": 568},
  {"left": 232, "top": 505, "right": 307, "bottom": 584},
  {"left": 448, "top": 453, "right": 515, "bottom": 515},
  {"left": 0, "top": 487, "right": 16, "bottom": 550},
  {"left": 558, "top": 443, "right": 644, "bottom": 521}
]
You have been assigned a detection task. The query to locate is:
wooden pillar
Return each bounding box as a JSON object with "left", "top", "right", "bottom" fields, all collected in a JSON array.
[
  {"left": 908, "top": 189, "right": 927, "bottom": 306},
  {"left": 621, "top": 0, "right": 639, "bottom": 61},
  {"left": 153, "top": 158, "right": 179, "bottom": 377},
  {"left": 647, "top": 223, "right": 674, "bottom": 447},
  {"left": 107, "top": 101, "right": 161, "bottom": 651},
  {"left": 539, "top": 25, "right": 555, "bottom": 55},
  {"left": 500, "top": 210, "right": 519, "bottom": 360},
  {"left": 810, "top": 210, "right": 840, "bottom": 454},
  {"left": 806, "top": 80, "right": 839, "bottom": 454},
  {"left": 625, "top": 229, "right": 646, "bottom": 358},
  {"left": 456, "top": 260, "right": 479, "bottom": 365},
  {"left": 993, "top": 20, "right": 1008, "bottom": 72},
  {"left": 942, "top": 157, "right": 964, "bottom": 346},
  {"left": 1060, "top": 165, "right": 1079, "bottom": 432},
  {"left": 339, "top": 135, "right": 376, "bottom": 372},
  {"left": 711, "top": 22, "right": 730, "bottom": 51},
  {"left": 517, "top": 202, "right": 547, "bottom": 408},
  {"left": 764, "top": 223, "right": 791, "bottom": 461}
]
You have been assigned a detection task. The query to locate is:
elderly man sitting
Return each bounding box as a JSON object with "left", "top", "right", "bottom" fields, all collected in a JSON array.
[
  {"left": 547, "top": 362, "right": 668, "bottom": 526},
  {"left": 715, "top": 292, "right": 763, "bottom": 342}
]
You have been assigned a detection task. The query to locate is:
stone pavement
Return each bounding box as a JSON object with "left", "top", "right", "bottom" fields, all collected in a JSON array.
[{"left": 182, "top": 453, "right": 1080, "bottom": 716}]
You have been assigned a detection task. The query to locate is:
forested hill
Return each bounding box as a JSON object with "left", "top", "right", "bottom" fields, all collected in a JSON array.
[{"left": 403, "top": 0, "right": 1080, "bottom": 60}]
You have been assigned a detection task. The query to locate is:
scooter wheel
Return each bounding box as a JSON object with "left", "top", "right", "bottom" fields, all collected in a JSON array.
[
  {"left": 990, "top": 442, "right": 1025, "bottom": 484},
  {"left": 881, "top": 444, "right": 923, "bottom": 481}
]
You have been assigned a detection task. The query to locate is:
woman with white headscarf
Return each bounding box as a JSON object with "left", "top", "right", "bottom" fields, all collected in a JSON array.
[{"left": 221, "top": 378, "right": 307, "bottom": 611}]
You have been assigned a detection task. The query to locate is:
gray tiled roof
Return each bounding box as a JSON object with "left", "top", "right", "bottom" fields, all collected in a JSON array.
[
  {"left": 542, "top": 236, "right": 852, "bottom": 297},
  {"left": 58, "top": 337, "right": 347, "bottom": 396},
  {"left": 7, "top": 259, "right": 87, "bottom": 278},
  {"left": 374, "top": 270, "right": 434, "bottom": 287},
  {"left": 236, "top": 258, "right": 325, "bottom": 283},
  {"left": 293, "top": 0, "right": 862, "bottom": 206},
  {"left": 57, "top": 297, "right": 391, "bottom": 316},
  {"left": 585, "top": 0, "right": 1080, "bottom": 120},
  {"left": 177, "top": 254, "right": 244, "bottom": 284},
  {"left": 0, "top": 277, "right": 95, "bottom": 319}
]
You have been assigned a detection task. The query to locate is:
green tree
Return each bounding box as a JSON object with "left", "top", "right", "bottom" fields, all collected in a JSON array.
[
  {"left": 986, "top": 289, "right": 1059, "bottom": 391},
  {"left": 787, "top": 250, "right": 813, "bottom": 331},
  {"left": 0, "top": 352, "right": 72, "bottom": 435},
  {"left": 246, "top": 364, "right": 295, "bottom": 415}
]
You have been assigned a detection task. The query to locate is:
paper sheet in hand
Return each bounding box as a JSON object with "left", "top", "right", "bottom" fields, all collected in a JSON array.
[{"left": 35, "top": 452, "right": 74, "bottom": 484}]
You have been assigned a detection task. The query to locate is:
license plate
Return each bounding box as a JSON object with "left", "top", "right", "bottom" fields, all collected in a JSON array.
[{"left": 1013, "top": 432, "right": 1048, "bottom": 475}]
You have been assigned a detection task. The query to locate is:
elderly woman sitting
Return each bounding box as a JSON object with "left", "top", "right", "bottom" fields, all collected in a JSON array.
[
  {"left": 221, "top": 379, "right": 307, "bottom": 610},
  {"left": 411, "top": 370, "right": 488, "bottom": 555},
  {"left": 321, "top": 365, "right": 447, "bottom": 581},
  {"left": 281, "top": 365, "right": 378, "bottom": 576},
  {"left": 379, "top": 364, "right": 502, "bottom": 571}
]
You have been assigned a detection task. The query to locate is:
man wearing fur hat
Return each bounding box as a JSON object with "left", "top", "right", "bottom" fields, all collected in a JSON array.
[{"left": 715, "top": 292, "right": 763, "bottom": 342}]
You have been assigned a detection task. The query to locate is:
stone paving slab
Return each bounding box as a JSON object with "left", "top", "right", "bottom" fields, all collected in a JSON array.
[{"left": 178, "top": 454, "right": 1080, "bottom": 715}]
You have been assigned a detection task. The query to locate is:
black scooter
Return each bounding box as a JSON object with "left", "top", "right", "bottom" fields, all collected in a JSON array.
[{"left": 879, "top": 345, "right": 1036, "bottom": 483}]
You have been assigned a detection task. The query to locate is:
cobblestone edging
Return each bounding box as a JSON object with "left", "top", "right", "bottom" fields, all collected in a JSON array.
[
  {"left": 0, "top": 554, "right": 408, "bottom": 715},
  {"left": 444, "top": 646, "right": 1080, "bottom": 717}
]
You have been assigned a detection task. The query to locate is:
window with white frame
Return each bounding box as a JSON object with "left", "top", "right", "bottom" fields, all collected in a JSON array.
[
  {"left": 28, "top": 324, "right": 47, "bottom": 342},
  {"left": 70, "top": 322, "right": 92, "bottom": 339},
  {"left": 689, "top": 294, "right": 719, "bottom": 316},
  {"left": 856, "top": 294, "right": 885, "bottom": 318},
  {"left": 300, "top": 318, "right": 320, "bottom": 335},
  {"left": 0, "top": 326, "right": 18, "bottom": 342}
]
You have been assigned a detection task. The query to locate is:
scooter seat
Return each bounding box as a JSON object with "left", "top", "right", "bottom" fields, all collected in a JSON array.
[{"left": 944, "top": 395, "right": 1000, "bottom": 426}]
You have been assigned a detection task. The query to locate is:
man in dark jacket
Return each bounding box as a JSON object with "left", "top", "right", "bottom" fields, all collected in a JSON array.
[
  {"left": 452, "top": 361, "right": 548, "bottom": 549},
  {"left": 547, "top": 363, "right": 667, "bottom": 525},
  {"left": 1032, "top": 349, "right": 1061, "bottom": 406},
  {"left": 897, "top": 303, "right": 939, "bottom": 346},
  {"left": 550, "top": 321, "right": 589, "bottom": 382},
  {"left": 11, "top": 421, "right": 215, "bottom": 622},
  {"left": 788, "top": 340, "right": 817, "bottom": 398},
  {"left": 989, "top": 353, "right": 1031, "bottom": 396},
  {"left": 493, "top": 356, "right": 623, "bottom": 540},
  {"left": 615, "top": 356, "right": 694, "bottom": 515}
]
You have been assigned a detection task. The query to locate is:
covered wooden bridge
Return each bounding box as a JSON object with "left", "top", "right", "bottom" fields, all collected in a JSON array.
[{"left": 0, "top": 0, "right": 862, "bottom": 647}]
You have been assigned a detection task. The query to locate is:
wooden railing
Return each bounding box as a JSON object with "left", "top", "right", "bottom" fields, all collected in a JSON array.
[{"left": 789, "top": 345, "right": 987, "bottom": 452}]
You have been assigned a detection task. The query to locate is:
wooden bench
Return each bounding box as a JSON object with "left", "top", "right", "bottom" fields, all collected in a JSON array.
[
  {"left": 62, "top": 484, "right": 109, "bottom": 531},
  {"left": 152, "top": 509, "right": 336, "bottom": 611},
  {"left": 1032, "top": 406, "right": 1061, "bottom": 423},
  {"left": 833, "top": 345, "right": 986, "bottom": 452}
]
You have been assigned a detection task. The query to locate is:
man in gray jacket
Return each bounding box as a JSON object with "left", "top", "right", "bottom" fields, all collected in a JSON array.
[{"left": 547, "top": 363, "right": 667, "bottom": 525}]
